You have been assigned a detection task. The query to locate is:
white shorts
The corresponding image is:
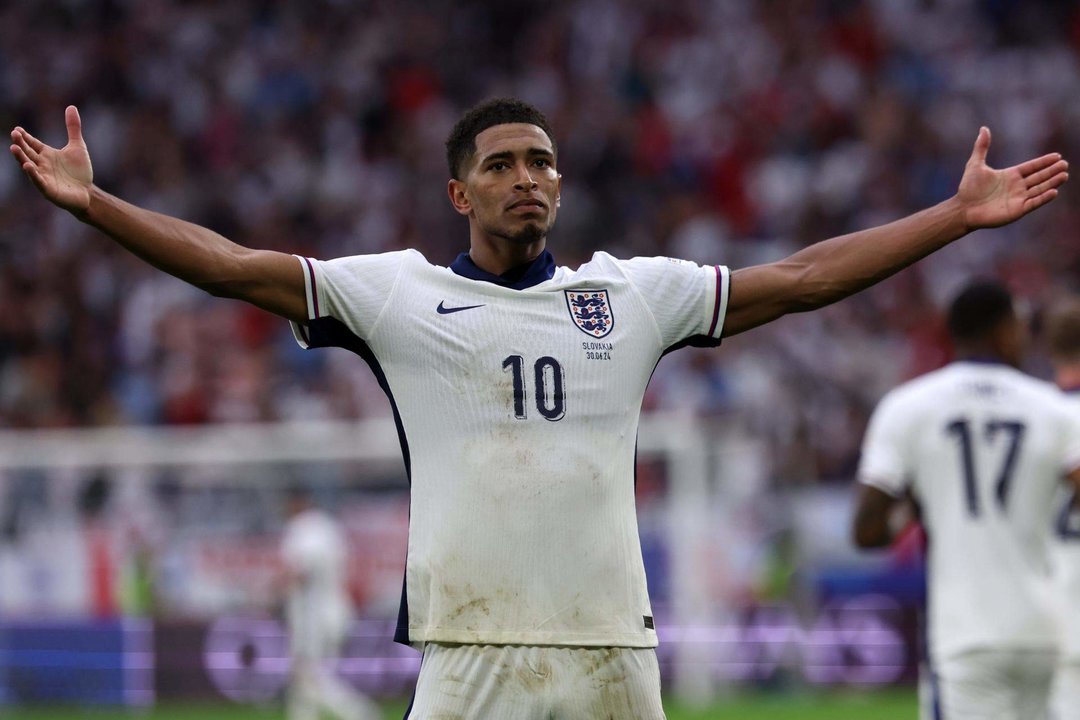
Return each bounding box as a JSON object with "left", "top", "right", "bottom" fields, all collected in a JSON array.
[
  {"left": 917, "top": 661, "right": 934, "bottom": 720},
  {"left": 933, "top": 648, "right": 1057, "bottom": 720},
  {"left": 404, "top": 643, "right": 665, "bottom": 719},
  {"left": 288, "top": 618, "right": 348, "bottom": 662},
  {"left": 1051, "top": 660, "right": 1080, "bottom": 720}
]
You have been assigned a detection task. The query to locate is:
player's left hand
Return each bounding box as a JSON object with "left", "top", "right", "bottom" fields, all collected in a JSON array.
[{"left": 958, "top": 126, "right": 1068, "bottom": 230}]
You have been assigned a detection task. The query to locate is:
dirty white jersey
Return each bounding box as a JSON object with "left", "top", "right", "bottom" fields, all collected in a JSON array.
[
  {"left": 858, "top": 361, "right": 1080, "bottom": 662},
  {"left": 290, "top": 249, "right": 729, "bottom": 648},
  {"left": 1052, "top": 390, "right": 1080, "bottom": 662}
]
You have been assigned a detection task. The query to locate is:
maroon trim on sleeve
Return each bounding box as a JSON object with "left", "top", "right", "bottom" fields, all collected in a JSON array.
[
  {"left": 706, "top": 265, "right": 722, "bottom": 337},
  {"left": 302, "top": 257, "right": 320, "bottom": 318}
]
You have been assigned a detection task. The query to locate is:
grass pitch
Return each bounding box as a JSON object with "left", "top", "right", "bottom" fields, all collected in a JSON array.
[{"left": 4, "top": 689, "right": 917, "bottom": 719}]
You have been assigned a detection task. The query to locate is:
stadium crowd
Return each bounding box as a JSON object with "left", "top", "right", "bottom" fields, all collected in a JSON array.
[{"left": 3, "top": 0, "right": 1080, "bottom": 485}]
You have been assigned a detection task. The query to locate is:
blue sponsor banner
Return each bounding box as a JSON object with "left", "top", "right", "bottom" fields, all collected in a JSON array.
[
  {"left": 0, "top": 623, "right": 8, "bottom": 704},
  {"left": 0, "top": 607, "right": 915, "bottom": 708},
  {"left": 0, "top": 619, "right": 152, "bottom": 706}
]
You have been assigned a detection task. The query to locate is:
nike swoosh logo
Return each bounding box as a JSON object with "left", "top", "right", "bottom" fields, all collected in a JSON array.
[{"left": 437, "top": 301, "right": 486, "bottom": 315}]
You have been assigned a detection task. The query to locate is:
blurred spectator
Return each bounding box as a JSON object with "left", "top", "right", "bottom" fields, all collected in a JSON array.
[
  {"left": 78, "top": 473, "right": 116, "bottom": 618},
  {"left": 280, "top": 485, "right": 381, "bottom": 720}
]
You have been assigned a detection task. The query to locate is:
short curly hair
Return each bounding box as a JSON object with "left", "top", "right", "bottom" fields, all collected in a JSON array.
[
  {"left": 946, "top": 280, "right": 1015, "bottom": 344},
  {"left": 445, "top": 98, "right": 557, "bottom": 180}
]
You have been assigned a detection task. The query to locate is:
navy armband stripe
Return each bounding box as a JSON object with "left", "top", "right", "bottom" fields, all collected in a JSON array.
[
  {"left": 302, "top": 256, "right": 321, "bottom": 319},
  {"left": 707, "top": 265, "right": 722, "bottom": 337}
]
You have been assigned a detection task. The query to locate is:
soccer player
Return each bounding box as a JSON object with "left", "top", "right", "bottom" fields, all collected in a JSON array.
[
  {"left": 853, "top": 281, "right": 1080, "bottom": 720},
  {"left": 9, "top": 99, "right": 1069, "bottom": 718},
  {"left": 280, "top": 486, "right": 381, "bottom": 720},
  {"left": 1045, "top": 298, "right": 1080, "bottom": 720}
]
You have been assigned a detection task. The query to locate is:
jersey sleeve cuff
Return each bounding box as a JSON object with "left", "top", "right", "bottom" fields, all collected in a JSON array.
[
  {"left": 705, "top": 265, "right": 731, "bottom": 341},
  {"left": 858, "top": 473, "right": 907, "bottom": 498},
  {"left": 289, "top": 255, "right": 323, "bottom": 349},
  {"left": 296, "top": 255, "right": 322, "bottom": 320}
]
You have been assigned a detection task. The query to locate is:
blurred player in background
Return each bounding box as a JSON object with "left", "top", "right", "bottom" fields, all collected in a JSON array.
[
  {"left": 854, "top": 281, "right": 1080, "bottom": 720},
  {"left": 9, "top": 98, "right": 1068, "bottom": 718},
  {"left": 1045, "top": 298, "right": 1080, "bottom": 720},
  {"left": 280, "top": 485, "right": 381, "bottom": 720}
]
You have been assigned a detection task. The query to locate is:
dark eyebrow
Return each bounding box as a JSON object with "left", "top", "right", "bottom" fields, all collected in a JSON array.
[{"left": 479, "top": 148, "right": 555, "bottom": 165}]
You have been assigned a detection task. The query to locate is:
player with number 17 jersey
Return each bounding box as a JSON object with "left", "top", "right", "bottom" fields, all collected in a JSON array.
[
  {"left": 859, "top": 361, "right": 1080, "bottom": 665},
  {"left": 290, "top": 247, "right": 729, "bottom": 649}
]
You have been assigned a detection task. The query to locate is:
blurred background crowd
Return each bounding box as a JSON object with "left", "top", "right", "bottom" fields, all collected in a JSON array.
[{"left": 2, "top": 0, "right": 1080, "bottom": 484}]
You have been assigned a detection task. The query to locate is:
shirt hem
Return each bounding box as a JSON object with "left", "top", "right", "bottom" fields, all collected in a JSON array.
[
  {"left": 408, "top": 628, "right": 659, "bottom": 649},
  {"left": 934, "top": 638, "right": 1058, "bottom": 662}
]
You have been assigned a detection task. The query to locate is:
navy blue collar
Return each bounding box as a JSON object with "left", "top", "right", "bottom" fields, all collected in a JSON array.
[
  {"left": 954, "top": 356, "right": 1008, "bottom": 367},
  {"left": 450, "top": 250, "right": 556, "bottom": 290}
]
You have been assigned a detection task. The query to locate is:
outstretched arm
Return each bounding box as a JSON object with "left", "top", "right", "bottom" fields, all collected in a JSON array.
[
  {"left": 722, "top": 127, "right": 1069, "bottom": 337},
  {"left": 9, "top": 106, "right": 307, "bottom": 322}
]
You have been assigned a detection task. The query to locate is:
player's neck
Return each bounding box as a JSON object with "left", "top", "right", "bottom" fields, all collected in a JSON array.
[
  {"left": 953, "top": 339, "right": 1011, "bottom": 367},
  {"left": 467, "top": 234, "right": 546, "bottom": 276}
]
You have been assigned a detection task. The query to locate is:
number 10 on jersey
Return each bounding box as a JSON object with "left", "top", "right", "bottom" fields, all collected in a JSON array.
[{"left": 502, "top": 355, "right": 565, "bottom": 421}]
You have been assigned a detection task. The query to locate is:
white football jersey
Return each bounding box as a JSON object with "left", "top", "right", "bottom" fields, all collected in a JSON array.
[
  {"left": 290, "top": 249, "right": 729, "bottom": 648},
  {"left": 859, "top": 361, "right": 1080, "bottom": 662},
  {"left": 1052, "top": 391, "right": 1080, "bottom": 661}
]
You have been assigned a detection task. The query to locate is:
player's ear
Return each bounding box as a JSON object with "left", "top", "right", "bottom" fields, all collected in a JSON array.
[
  {"left": 555, "top": 173, "right": 562, "bottom": 208},
  {"left": 448, "top": 178, "right": 471, "bottom": 216}
]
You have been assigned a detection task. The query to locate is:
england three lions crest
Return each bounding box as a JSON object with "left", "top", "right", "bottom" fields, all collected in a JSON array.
[{"left": 565, "top": 289, "right": 614, "bottom": 338}]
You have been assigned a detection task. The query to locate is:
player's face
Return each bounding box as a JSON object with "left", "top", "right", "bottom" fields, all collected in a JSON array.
[{"left": 449, "top": 123, "right": 561, "bottom": 245}]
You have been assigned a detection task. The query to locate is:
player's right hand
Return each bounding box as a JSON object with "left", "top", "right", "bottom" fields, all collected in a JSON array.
[{"left": 9, "top": 105, "right": 93, "bottom": 215}]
